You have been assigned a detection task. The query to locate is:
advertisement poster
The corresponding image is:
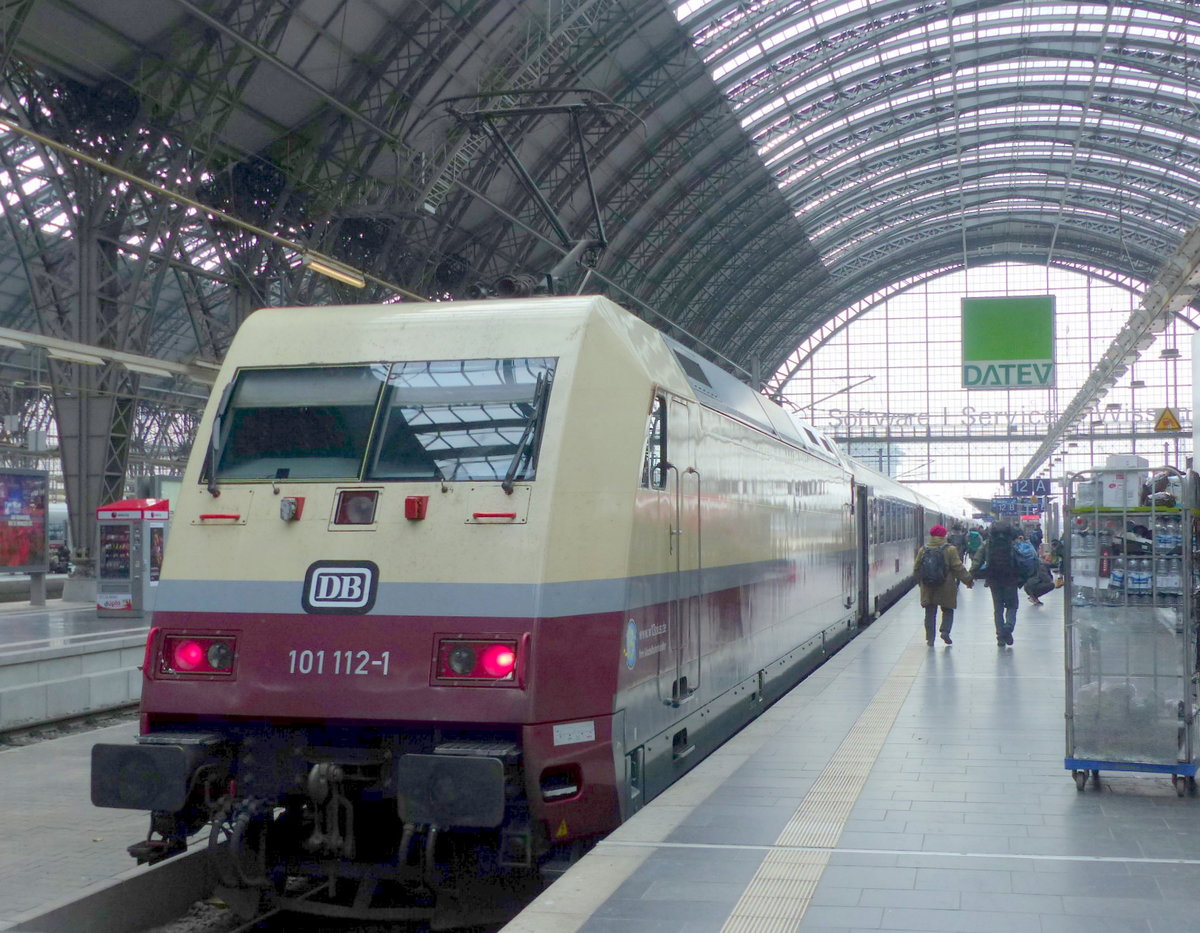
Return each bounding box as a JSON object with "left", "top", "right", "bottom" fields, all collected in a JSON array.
[
  {"left": 0, "top": 470, "right": 48, "bottom": 572},
  {"left": 962, "top": 295, "right": 1056, "bottom": 389}
]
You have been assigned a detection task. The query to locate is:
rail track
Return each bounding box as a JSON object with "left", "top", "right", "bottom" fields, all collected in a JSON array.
[{"left": 0, "top": 701, "right": 138, "bottom": 748}]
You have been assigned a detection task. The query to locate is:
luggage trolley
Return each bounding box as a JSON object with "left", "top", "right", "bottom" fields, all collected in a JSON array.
[{"left": 1064, "top": 464, "right": 1199, "bottom": 794}]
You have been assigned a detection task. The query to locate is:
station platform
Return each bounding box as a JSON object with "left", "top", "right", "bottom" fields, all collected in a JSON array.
[
  {"left": 5, "top": 585, "right": 1200, "bottom": 932},
  {"left": 505, "top": 583, "right": 1200, "bottom": 933},
  {"left": 0, "top": 596, "right": 149, "bottom": 732},
  {"left": 0, "top": 601, "right": 147, "bottom": 656},
  {"left": 0, "top": 722, "right": 151, "bottom": 930},
  {"left": 0, "top": 592, "right": 156, "bottom": 931}
]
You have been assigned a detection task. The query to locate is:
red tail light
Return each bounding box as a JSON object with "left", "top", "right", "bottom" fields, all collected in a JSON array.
[
  {"left": 479, "top": 643, "right": 516, "bottom": 677},
  {"left": 160, "top": 634, "right": 237, "bottom": 676},
  {"left": 435, "top": 638, "right": 521, "bottom": 685}
]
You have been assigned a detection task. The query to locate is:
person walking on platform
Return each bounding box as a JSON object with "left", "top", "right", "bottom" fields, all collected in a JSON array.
[
  {"left": 974, "top": 521, "right": 1022, "bottom": 646},
  {"left": 966, "top": 526, "right": 983, "bottom": 560},
  {"left": 948, "top": 522, "right": 968, "bottom": 554},
  {"left": 914, "top": 524, "right": 973, "bottom": 646}
]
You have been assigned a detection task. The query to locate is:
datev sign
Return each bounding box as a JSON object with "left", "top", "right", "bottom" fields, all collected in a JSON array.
[{"left": 962, "top": 295, "right": 1055, "bottom": 389}]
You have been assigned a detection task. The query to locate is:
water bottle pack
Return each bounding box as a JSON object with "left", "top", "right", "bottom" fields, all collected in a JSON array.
[
  {"left": 1106, "top": 557, "right": 1187, "bottom": 600},
  {"left": 1128, "top": 558, "right": 1152, "bottom": 594},
  {"left": 1152, "top": 516, "right": 1183, "bottom": 554}
]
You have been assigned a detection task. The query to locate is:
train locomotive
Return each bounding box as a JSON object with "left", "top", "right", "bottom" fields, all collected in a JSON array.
[{"left": 91, "top": 295, "right": 944, "bottom": 921}]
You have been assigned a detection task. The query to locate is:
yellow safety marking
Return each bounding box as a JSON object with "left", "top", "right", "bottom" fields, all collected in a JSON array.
[
  {"left": 1154, "top": 407, "right": 1182, "bottom": 432},
  {"left": 720, "top": 639, "right": 927, "bottom": 932},
  {"left": 555, "top": 818, "right": 569, "bottom": 839}
]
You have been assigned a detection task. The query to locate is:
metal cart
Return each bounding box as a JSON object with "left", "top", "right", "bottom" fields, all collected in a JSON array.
[{"left": 1064, "top": 465, "right": 1199, "bottom": 794}]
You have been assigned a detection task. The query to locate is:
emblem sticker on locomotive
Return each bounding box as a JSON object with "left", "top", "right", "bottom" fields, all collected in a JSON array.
[
  {"left": 302, "top": 560, "right": 379, "bottom": 614},
  {"left": 625, "top": 619, "right": 638, "bottom": 668}
]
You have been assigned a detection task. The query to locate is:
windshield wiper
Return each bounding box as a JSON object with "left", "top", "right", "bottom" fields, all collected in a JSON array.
[{"left": 502, "top": 372, "right": 552, "bottom": 494}]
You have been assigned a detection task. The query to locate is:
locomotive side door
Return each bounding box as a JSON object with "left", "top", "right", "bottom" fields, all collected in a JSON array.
[{"left": 664, "top": 395, "right": 701, "bottom": 705}]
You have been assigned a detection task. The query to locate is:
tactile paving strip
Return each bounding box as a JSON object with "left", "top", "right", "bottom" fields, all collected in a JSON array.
[{"left": 720, "top": 640, "right": 928, "bottom": 932}]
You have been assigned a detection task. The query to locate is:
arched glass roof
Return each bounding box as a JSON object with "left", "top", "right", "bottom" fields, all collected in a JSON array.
[{"left": 674, "top": 0, "right": 1200, "bottom": 327}]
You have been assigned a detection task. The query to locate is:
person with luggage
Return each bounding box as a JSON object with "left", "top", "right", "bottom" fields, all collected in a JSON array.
[
  {"left": 1024, "top": 558, "right": 1055, "bottom": 606},
  {"left": 1013, "top": 533, "right": 1046, "bottom": 605},
  {"left": 914, "top": 524, "right": 974, "bottom": 646},
  {"left": 973, "top": 521, "right": 1023, "bottom": 646},
  {"left": 966, "top": 526, "right": 983, "bottom": 560},
  {"left": 1049, "top": 537, "right": 1065, "bottom": 575}
]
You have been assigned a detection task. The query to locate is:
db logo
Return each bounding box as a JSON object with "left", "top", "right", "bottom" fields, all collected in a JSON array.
[{"left": 302, "top": 561, "right": 379, "bottom": 614}]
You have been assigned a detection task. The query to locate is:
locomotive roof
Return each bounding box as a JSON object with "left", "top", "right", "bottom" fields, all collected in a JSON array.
[
  {"left": 227, "top": 295, "right": 844, "bottom": 463},
  {"left": 664, "top": 336, "right": 842, "bottom": 462}
]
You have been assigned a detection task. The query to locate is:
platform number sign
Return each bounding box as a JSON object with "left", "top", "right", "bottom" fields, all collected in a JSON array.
[
  {"left": 992, "top": 495, "right": 1044, "bottom": 515},
  {"left": 1011, "top": 478, "right": 1052, "bottom": 497}
]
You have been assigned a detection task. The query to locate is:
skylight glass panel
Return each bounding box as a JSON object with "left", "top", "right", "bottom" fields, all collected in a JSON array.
[{"left": 679, "top": 0, "right": 1200, "bottom": 272}]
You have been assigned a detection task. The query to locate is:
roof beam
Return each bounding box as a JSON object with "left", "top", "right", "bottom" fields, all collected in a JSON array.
[{"left": 1017, "top": 222, "right": 1200, "bottom": 479}]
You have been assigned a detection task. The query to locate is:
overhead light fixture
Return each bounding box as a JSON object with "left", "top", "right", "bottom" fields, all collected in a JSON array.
[
  {"left": 1131, "top": 379, "right": 1146, "bottom": 388},
  {"left": 46, "top": 347, "right": 104, "bottom": 365},
  {"left": 1161, "top": 347, "right": 1181, "bottom": 359},
  {"left": 302, "top": 253, "right": 366, "bottom": 288},
  {"left": 122, "top": 360, "right": 175, "bottom": 378},
  {"left": 1068, "top": 442, "right": 1079, "bottom": 447},
  {"left": 1106, "top": 403, "right": 1121, "bottom": 410}
]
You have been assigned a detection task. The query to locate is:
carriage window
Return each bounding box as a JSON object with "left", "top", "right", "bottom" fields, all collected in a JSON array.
[
  {"left": 641, "top": 394, "right": 667, "bottom": 488},
  {"left": 370, "top": 358, "right": 556, "bottom": 482},
  {"left": 215, "top": 366, "right": 385, "bottom": 480}
]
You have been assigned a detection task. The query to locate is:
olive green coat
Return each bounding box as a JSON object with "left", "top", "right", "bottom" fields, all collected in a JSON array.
[{"left": 913, "top": 535, "right": 973, "bottom": 609}]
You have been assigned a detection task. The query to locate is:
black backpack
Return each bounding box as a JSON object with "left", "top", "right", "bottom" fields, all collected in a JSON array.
[
  {"left": 987, "top": 534, "right": 1017, "bottom": 583},
  {"left": 918, "top": 545, "right": 948, "bottom": 586}
]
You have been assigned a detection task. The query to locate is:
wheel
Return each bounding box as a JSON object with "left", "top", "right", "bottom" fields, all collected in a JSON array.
[
  {"left": 1173, "top": 775, "right": 1186, "bottom": 797},
  {"left": 1091, "top": 770, "right": 1101, "bottom": 788},
  {"left": 1073, "top": 770, "right": 1087, "bottom": 791}
]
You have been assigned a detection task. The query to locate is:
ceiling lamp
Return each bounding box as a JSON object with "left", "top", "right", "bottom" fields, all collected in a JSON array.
[
  {"left": 1131, "top": 379, "right": 1146, "bottom": 388},
  {"left": 121, "top": 360, "right": 175, "bottom": 378},
  {"left": 302, "top": 253, "right": 366, "bottom": 288},
  {"left": 46, "top": 347, "right": 104, "bottom": 365},
  {"left": 1161, "top": 347, "right": 1181, "bottom": 359}
]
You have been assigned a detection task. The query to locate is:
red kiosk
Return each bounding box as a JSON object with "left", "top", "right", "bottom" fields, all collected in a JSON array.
[{"left": 95, "top": 498, "right": 169, "bottom": 617}]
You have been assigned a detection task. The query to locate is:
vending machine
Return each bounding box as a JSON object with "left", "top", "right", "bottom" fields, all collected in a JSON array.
[{"left": 96, "top": 498, "right": 169, "bottom": 617}]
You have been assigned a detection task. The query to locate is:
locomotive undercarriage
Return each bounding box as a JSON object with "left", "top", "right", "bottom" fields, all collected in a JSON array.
[{"left": 121, "top": 724, "right": 556, "bottom": 923}]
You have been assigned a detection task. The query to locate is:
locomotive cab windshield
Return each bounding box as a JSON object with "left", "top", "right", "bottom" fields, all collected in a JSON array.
[{"left": 206, "top": 356, "right": 558, "bottom": 486}]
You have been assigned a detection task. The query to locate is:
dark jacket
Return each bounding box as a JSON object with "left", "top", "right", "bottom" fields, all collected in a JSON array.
[
  {"left": 914, "top": 535, "right": 973, "bottom": 609},
  {"left": 974, "top": 534, "right": 1022, "bottom": 587}
]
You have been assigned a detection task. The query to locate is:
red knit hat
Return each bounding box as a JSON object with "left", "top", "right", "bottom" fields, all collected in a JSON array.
[{"left": 930, "top": 525, "right": 948, "bottom": 538}]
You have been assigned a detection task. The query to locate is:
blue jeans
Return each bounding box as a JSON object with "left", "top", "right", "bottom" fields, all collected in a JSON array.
[{"left": 990, "top": 585, "right": 1019, "bottom": 638}]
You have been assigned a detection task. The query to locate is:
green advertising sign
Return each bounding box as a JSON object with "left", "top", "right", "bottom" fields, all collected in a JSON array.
[{"left": 961, "top": 296, "right": 1055, "bottom": 389}]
